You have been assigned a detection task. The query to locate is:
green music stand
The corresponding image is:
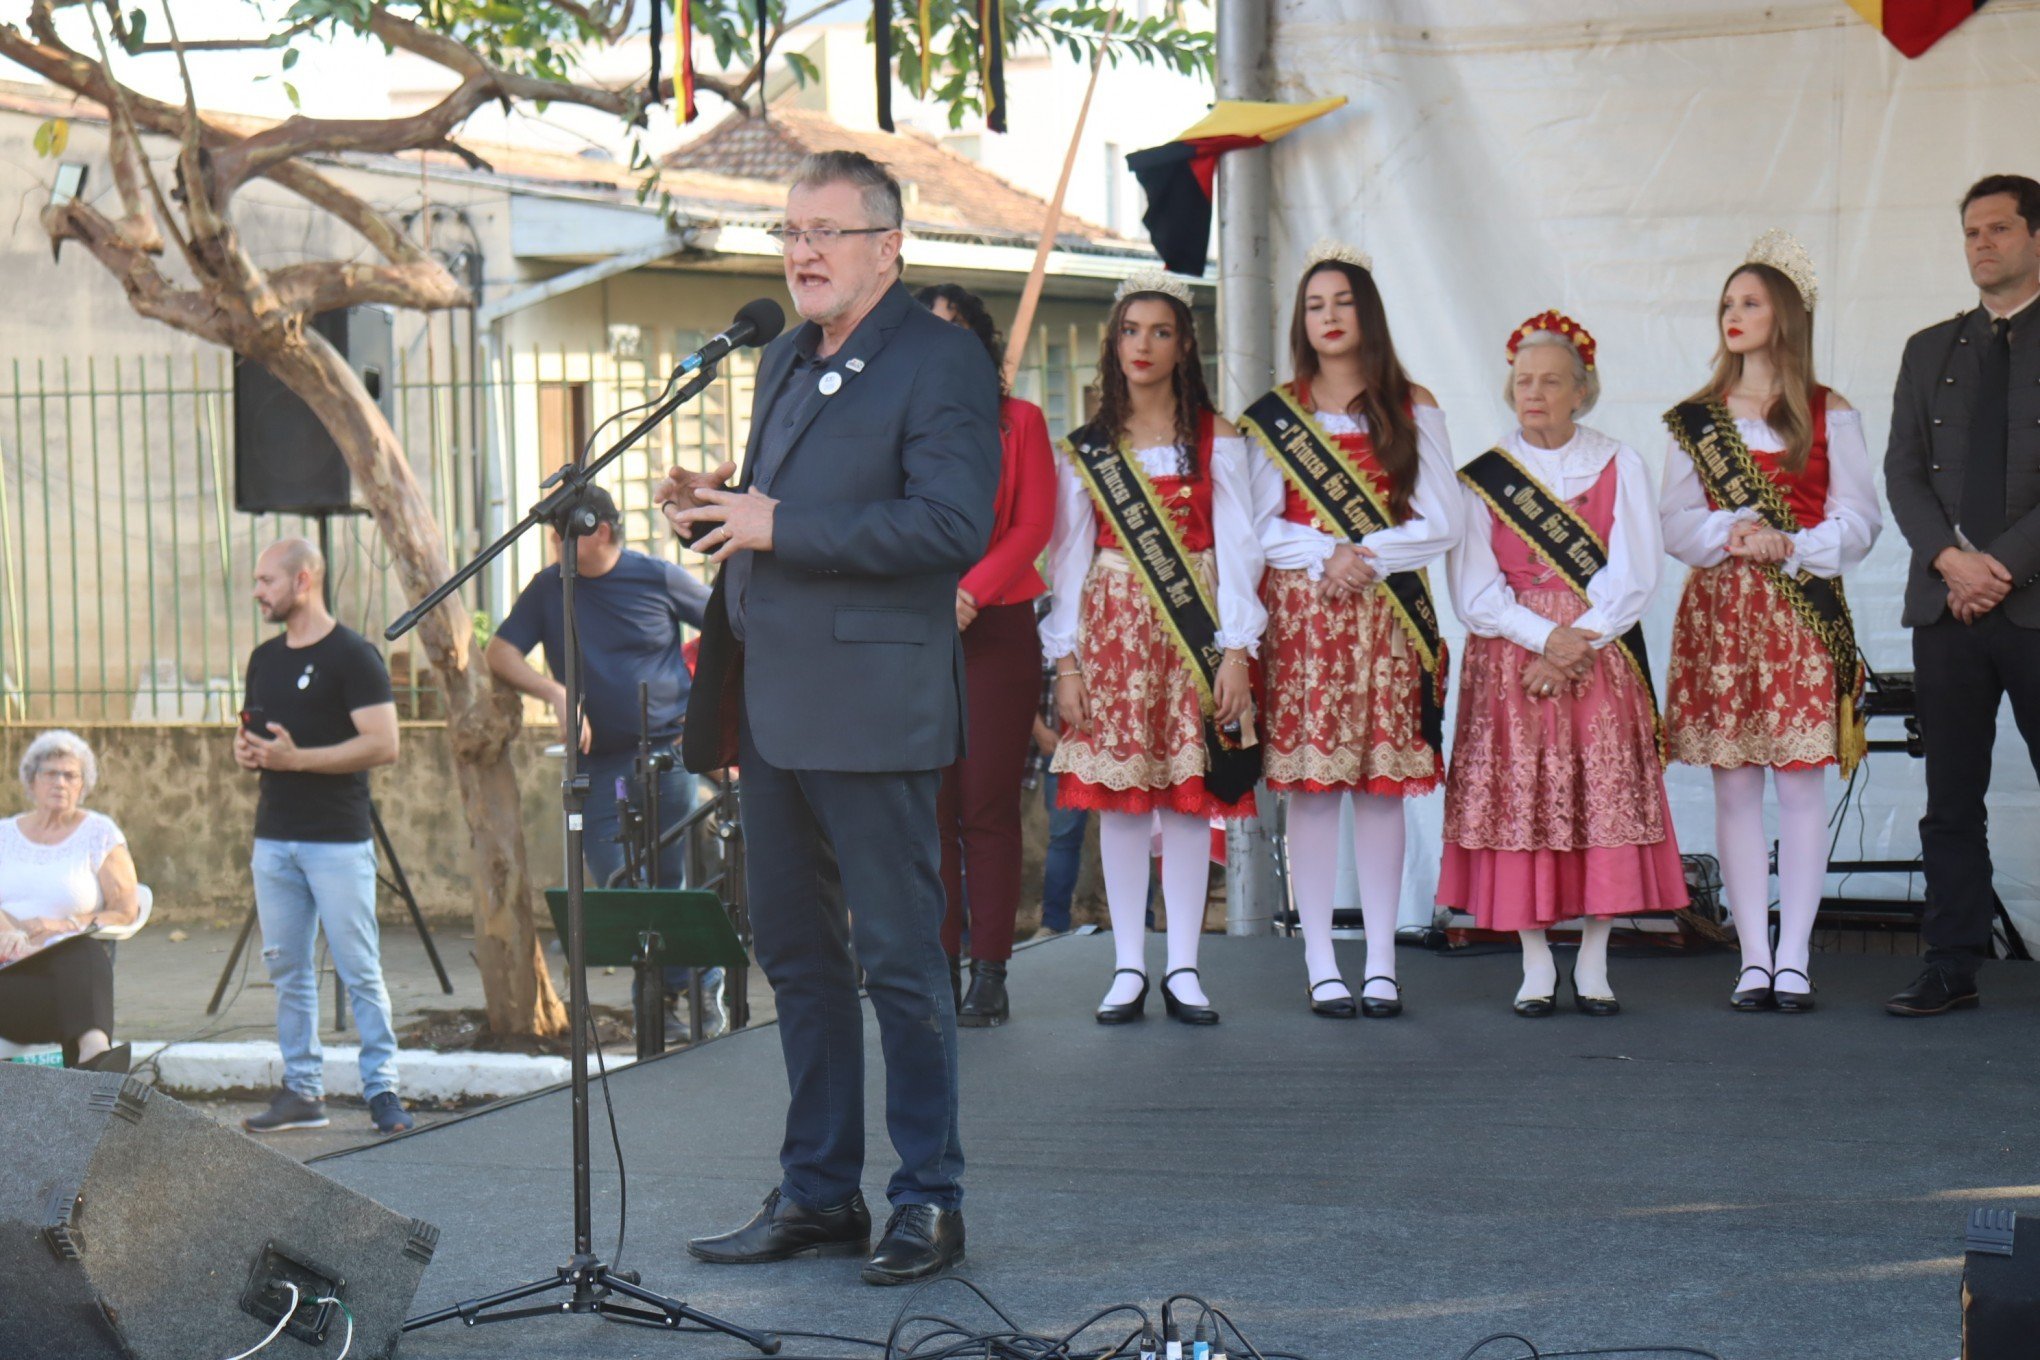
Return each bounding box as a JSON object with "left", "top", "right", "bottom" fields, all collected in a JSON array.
[{"left": 545, "top": 888, "right": 749, "bottom": 1060}]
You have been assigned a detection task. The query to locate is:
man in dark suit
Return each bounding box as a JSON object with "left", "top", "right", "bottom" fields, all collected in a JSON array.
[
  {"left": 1883, "top": 173, "right": 2040, "bottom": 1017},
  {"left": 656, "top": 150, "right": 999, "bottom": 1282}
]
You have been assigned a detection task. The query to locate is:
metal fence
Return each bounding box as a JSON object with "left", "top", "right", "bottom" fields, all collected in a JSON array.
[{"left": 0, "top": 321, "right": 1105, "bottom": 725}]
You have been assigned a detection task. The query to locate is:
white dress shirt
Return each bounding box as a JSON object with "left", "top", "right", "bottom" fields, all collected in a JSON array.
[
  {"left": 1659, "top": 409, "right": 1882, "bottom": 579},
  {"left": 1040, "top": 435, "right": 1267, "bottom": 661},
  {"left": 1247, "top": 405, "right": 1460, "bottom": 577},
  {"left": 1448, "top": 425, "right": 1663, "bottom": 655}
]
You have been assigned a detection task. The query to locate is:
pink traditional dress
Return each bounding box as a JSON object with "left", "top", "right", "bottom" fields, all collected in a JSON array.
[
  {"left": 1040, "top": 412, "right": 1266, "bottom": 818},
  {"left": 1437, "top": 426, "right": 1690, "bottom": 929},
  {"left": 1245, "top": 384, "right": 1457, "bottom": 795},
  {"left": 1661, "top": 390, "right": 1882, "bottom": 770}
]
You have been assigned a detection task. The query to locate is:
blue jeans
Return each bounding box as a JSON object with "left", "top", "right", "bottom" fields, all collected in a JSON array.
[
  {"left": 252, "top": 838, "right": 400, "bottom": 1102},
  {"left": 1040, "top": 772, "right": 1088, "bottom": 934},
  {"left": 582, "top": 747, "right": 698, "bottom": 994}
]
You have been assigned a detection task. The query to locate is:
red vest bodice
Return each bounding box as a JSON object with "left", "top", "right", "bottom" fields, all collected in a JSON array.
[
  {"left": 1092, "top": 411, "right": 1219, "bottom": 552},
  {"left": 1278, "top": 383, "right": 1402, "bottom": 530},
  {"left": 1744, "top": 388, "right": 1831, "bottom": 529}
]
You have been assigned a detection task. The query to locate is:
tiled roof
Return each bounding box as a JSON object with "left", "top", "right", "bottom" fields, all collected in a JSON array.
[{"left": 663, "top": 106, "right": 1121, "bottom": 249}]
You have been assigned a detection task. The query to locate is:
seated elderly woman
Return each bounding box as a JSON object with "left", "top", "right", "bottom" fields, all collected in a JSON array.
[{"left": 0, "top": 730, "right": 141, "bottom": 1066}]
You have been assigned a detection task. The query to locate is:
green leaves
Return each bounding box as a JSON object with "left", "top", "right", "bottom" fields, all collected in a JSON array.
[{"left": 32, "top": 119, "right": 69, "bottom": 159}]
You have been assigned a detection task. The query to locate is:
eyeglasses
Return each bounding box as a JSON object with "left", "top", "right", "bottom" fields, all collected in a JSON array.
[{"left": 766, "top": 226, "right": 893, "bottom": 251}]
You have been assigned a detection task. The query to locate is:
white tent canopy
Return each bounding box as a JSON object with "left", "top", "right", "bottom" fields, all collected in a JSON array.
[{"left": 1261, "top": 0, "right": 2040, "bottom": 941}]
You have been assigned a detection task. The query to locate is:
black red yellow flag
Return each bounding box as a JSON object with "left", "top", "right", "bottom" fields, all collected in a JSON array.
[
  {"left": 1846, "top": 0, "right": 1991, "bottom": 57},
  {"left": 1126, "top": 97, "right": 1345, "bottom": 276}
]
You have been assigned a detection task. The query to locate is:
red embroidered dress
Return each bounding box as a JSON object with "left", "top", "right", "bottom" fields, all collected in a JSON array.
[
  {"left": 1663, "top": 391, "right": 1881, "bottom": 770},
  {"left": 1247, "top": 385, "right": 1456, "bottom": 796},
  {"left": 1040, "top": 413, "right": 1266, "bottom": 818}
]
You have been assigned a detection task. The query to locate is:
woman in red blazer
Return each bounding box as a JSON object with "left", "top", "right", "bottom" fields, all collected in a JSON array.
[{"left": 918, "top": 284, "right": 1056, "bottom": 1028}]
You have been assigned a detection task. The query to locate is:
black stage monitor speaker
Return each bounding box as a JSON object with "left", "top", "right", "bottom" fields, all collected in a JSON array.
[
  {"left": 0, "top": 1064, "right": 435, "bottom": 1360},
  {"left": 1964, "top": 1207, "right": 2040, "bottom": 1358},
  {"left": 234, "top": 306, "right": 394, "bottom": 514}
]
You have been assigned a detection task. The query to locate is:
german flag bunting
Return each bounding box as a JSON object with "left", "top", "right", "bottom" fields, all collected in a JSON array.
[
  {"left": 980, "top": 0, "right": 1006, "bottom": 134},
  {"left": 674, "top": 0, "right": 699, "bottom": 124},
  {"left": 1127, "top": 97, "right": 1346, "bottom": 276},
  {"left": 1845, "top": 0, "right": 1991, "bottom": 57},
  {"left": 918, "top": 0, "right": 934, "bottom": 97},
  {"left": 876, "top": 0, "right": 895, "bottom": 132}
]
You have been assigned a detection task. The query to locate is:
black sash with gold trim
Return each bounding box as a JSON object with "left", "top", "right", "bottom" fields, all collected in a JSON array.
[
  {"left": 1238, "top": 386, "right": 1448, "bottom": 752},
  {"left": 1664, "top": 400, "right": 1867, "bottom": 775},
  {"left": 1063, "top": 421, "right": 1261, "bottom": 802},
  {"left": 1459, "top": 446, "right": 1665, "bottom": 762}
]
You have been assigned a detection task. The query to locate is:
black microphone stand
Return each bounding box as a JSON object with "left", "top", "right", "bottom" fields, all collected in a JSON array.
[{"left": 386, "top": 361, "right": 779, "bottom": 1353}]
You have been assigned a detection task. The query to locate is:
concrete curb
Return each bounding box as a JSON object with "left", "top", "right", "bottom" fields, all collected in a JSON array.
[{"left": 125, "top": 1040, "right": 637, "bottom": 1103}]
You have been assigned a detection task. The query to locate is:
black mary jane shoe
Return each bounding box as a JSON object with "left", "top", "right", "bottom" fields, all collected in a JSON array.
[
  {"left": 1771, "top": 967, "right": 1817, "bottom": 1013},
  {"left": 861, "top": 1204, "right": 965, "bottom": 1286},
  {"left": 1512, "top": 989, "right": 1557, "bottom": 1019},
  {"left": 687, "top": 1188, "right": 872, "bottom": 1264},
  {"left": 1569, "top": 966, "right": 1621, "bottom": 1018},
  {"left": 1730, "top": 965, "right": 1776, "bottom": 1013},
  {"left": 1095, "top": 968, "right": 1150, "bottom": 1025},
  {"left": 1161, "top": 968, "right": 1220, "bottom": 1025},
  {"left": 1359, "top": 976, "right": 1404, "bottom": 1019},
  {"left": 1308, "top": 977, "right": 1358, "bottom": 1019}
]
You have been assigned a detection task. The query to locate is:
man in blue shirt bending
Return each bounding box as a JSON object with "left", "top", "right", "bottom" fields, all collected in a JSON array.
[{"left": 487, "top": 484, "right": 717, "bottom": 1039}]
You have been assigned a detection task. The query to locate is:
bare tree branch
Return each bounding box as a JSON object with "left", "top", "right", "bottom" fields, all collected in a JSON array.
[
  {"left": 81, "top": 4, "right": 166, "bottom": 254},
  {"left": 269, "top": 259, "right": 469, "bottom": 314},
  {"left": 40, "top": 196, "right": 225, "bottom": 342},
  {"left": 264, "top": 161, "right": 435, "bottom": 269}
]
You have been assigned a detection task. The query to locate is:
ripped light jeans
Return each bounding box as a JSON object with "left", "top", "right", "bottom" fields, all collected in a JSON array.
[{"left": 251, "top": 838, "right": 401, "bottom": 1101}]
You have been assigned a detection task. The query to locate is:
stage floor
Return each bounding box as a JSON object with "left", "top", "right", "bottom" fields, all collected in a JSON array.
[{"left": 322, "top": 934, "right": 2036, "bottom": 1359}]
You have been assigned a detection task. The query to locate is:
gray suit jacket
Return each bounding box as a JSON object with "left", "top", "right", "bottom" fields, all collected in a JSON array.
[
  {"left": 1884, "top": 303, "right": 2040, "bottom": 629},
  {"left": 681, "top": 281, "right": 1000, "bottom": 774}
]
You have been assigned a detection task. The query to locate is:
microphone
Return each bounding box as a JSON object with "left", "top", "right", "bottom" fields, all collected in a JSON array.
[{"left": 673, "top": 298, "right": 785, "bottom": 376}]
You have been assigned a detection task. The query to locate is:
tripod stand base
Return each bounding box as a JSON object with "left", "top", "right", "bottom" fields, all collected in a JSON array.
[{"left": 404, "top": 1253, "right": 780, "bottom": 1352}]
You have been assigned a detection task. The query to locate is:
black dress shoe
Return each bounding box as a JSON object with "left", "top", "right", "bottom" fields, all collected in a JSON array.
[
  {"left": 861, "top": 1204, "right": 964, "bottom": 1286},
  {"left": 1359, "top": 976, "right": 1404, "bottom": 1019},
  {"left": 947, "top": 954, "right": 963, "bottom": 1013},
  {"left": 1570, "top": 967, "right": 1620, "bottom": 1017},
  {"left": 1512, "top": 992, "right": 1556, "bottom": 1018},
  {"left": 1161, "top": 968, "right": 1219, "bottom": 1025},
  {"left": 687, "top": 1189, "right": 871, "bottom": 1264},
  {"left": 1885, "top": 963, "right": 1978, "bottom": 1018},
  {"left": 1730, "top": 965, "right": 1776, "bottom": 1012},
  {"left": 958, "top": 959, "right": 1009, "bottom": 1028},
  {"left": 1095, "top": 968, "right": 1149, "bottom": 1024},
  {"left": 1771, "top": 967, "right": 1816, "bottom": 1013},
  {"left": 76, "top": 1042, "right": 132, "bottom": 1074},
  {"left": 1307, "top": 977, "right": 1357, "bottom": 1019}
]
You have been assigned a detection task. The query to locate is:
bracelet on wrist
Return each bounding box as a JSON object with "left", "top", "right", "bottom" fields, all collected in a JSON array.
[{"left": 1055, "top": 668, "right": 1082, "bottom": 681}]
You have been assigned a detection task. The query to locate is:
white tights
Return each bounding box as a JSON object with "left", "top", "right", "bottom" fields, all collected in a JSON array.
[
  {"left": 1098, "top": 810, "right": 1217, "bottom": 1006},
  {"left": 1285, "top": 791, "right": 1406, "bottom": 1003},
  {"left": 1713, "top": 765, "right": 1828, "bottom": 994},
  {"left": 1517, "top": 917, "right": 1615, "bottom": 1002}
]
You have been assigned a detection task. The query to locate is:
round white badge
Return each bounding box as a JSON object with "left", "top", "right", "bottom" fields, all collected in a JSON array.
[{"left": 818, "top": 371, "right": 843, "bottom": 396}]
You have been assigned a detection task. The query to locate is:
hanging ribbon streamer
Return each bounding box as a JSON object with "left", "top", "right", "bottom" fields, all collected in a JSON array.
[
  {"left": 649, "top": 0, "right": 665, "bottom": 109},
  {"left": 875, "top": 0, "right": 895, "bottom": 131},
  {"left": 674, "top": 0, "right": 698, "bottom": 123},
  {"left": 979, "top": 0, "right": 1006, "bottom": 134},
  {"left": 918, "top": 0, "right": 933, "bottom": 97},
  {"left": 757, "top": 0, "right": 771, "bottom": 115}
]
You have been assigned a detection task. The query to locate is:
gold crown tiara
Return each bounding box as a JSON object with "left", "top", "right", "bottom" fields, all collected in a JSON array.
[
  {"left": 1303, "top": 236, "right": 1373, "bottom": 273},
  {"left": 1744, "top": 229, "right": 1819, "bottom": 310},
  {"left": 1114, "top": 267, "right": 1195, "bottom": 306}
]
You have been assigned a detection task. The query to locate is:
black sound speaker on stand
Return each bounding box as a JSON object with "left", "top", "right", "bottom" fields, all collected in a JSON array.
[
  {"left": 234, "top": 306, "right": 394, "bottom": 515},
  {"left": 0, "top": 1064, "right": 435, "bottom": 1360}
]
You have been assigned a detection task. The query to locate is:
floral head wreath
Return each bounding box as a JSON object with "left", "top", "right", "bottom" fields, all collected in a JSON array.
[
  {"left": 1302, "top": 236, "right": 1373, "bottom": 274},
  {"left": 1507, "top": 310, "right": 1597, "bottom": 371},
  {"left": 1742, "top": 228, "right": 1819, "bottom": 310},
  {"left": 1113, "top": 267, "right": 1195, "bottom": 307}
]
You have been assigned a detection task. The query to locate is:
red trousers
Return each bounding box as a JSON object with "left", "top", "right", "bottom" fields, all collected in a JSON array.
[{"left": 938, "top": 601, "right": 1042, "bottom": 963}]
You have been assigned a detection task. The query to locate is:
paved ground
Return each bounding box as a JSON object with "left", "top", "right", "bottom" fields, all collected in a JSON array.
[{"left": 108, "top": 920, "right": 779, "bottom": 1159}]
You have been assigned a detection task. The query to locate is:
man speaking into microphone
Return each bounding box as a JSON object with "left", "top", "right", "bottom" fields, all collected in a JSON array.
[{"left": 657, "top": 150, "right": 999, "bottom": 1284}]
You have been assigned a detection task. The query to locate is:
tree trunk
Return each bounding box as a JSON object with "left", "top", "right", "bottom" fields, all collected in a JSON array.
[{"left": 260, "top": 323, "right": 566, "bottom": 1038}]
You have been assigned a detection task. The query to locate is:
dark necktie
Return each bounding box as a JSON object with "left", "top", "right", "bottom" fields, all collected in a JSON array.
[{"left": 1960, "top": 316, "right": 2011, "bottom": 550}]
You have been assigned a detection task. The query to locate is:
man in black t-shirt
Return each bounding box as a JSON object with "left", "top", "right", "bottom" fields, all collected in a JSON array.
[
  {"left": 233, "top": 537, "right": 411, "bottom": 1136},
  {"left": 487, "top": 485, "right": 717, "bottom": 1041}
]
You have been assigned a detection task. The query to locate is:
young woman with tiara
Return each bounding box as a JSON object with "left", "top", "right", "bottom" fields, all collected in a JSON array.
[
  {"left": 1661, "top": 232, "right": 1881, "bottom": 1013},
  {"left": 1441, "top": 312, "right": 1688, "bottom": 1016},
  {"left": 1235, "top": 239, "right": 1459, "bottom": 1019},
  {"left": 1040, "top": 269, "right": 1264, "bottom": 1026}
]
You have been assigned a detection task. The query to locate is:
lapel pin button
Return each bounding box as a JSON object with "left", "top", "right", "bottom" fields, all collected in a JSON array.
[
  {"left": 846, "top": 358, "right": 865, "bottom": 373},
  {"left": 819, "top": 371, "right": 842, "bottom": 396}
]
